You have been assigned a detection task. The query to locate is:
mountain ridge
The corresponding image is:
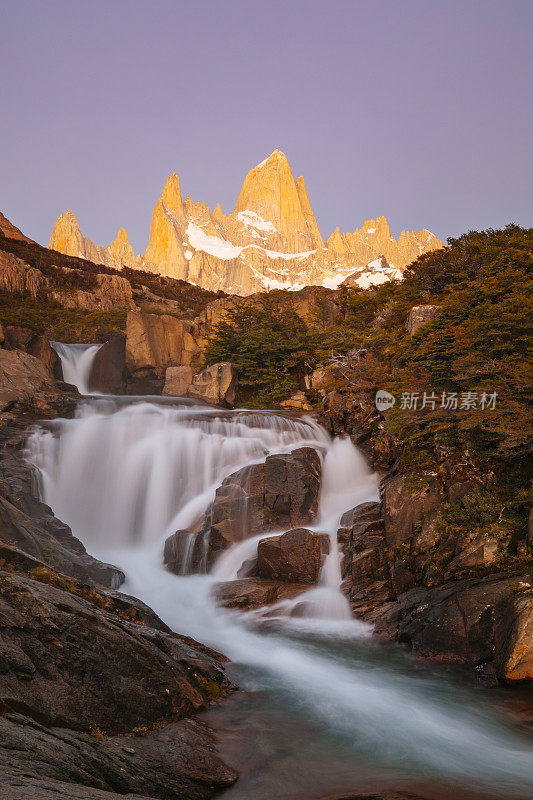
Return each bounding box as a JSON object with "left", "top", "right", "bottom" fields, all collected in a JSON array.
[{"left": 49, "top": 150, "right": 444, "bottom": 295}]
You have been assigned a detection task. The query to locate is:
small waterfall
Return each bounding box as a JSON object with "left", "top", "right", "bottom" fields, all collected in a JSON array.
[{"left": 51, "top": 342, "right": 102, "bottom": 394}]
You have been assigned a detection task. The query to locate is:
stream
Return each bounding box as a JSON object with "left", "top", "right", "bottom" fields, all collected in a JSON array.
[{"left": 23, "top": 343, "right": 533, "bottom": 800}]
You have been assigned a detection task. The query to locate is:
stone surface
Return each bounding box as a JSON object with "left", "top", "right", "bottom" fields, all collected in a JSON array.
[
  {"left": 0, "top": 570, "right": 230, "bottom": 733},
  {"left": 406, "top": 304, "right": 440, "bottom": 334},
  {"left": 125, "top": 310, "right": 201, "bottom": 377},
  {"left": 256, "top": 528, "right": 323, "bottom": 583},
  {"left": 0, "top": 250, "right": 49, "bottom": 298},
  {"left": 187, "top": 362, "right": 237, "bottom": 407},
  {"left": 280, "top": 390, "right": 313, "bottom": 411},
  {"left": 0, "top": 350, "right": 59, "bottom": 413},
  {"left": 373, "top": 574, "right": 533, "bottom": 684},
  {"left": 382, "top": 473, "right": 442, "bottom": 549},
  {"left": 501, "top": 586, "right": 533, "bottom": 682},
  {"left": 214, "top": 578, "right": 308, "bottom": 610},
  {"left": 89, "top": 335, "right": 126, "bottom": 394},
  {"left": 163, "top": 365, "right": 195, "bottom": 397},
  {"left": 205, "top": 447, "right": 322, "bottom": 562},
  {"left": 0, "top": 712, "right": 236, "bottom": 800}
]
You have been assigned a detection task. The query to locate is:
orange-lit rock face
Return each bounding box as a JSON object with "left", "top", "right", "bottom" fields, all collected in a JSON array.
[
  {"left": 49, "top": 211, "right": 136, "bottom": 270},
  {"left": 49, "top": 151, "right": 444, "bottom": 294}
]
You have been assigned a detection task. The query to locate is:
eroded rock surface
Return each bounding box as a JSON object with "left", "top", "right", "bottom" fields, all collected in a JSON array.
[{"left": 257, "top": 528, "right": 324, "bottom": 583}]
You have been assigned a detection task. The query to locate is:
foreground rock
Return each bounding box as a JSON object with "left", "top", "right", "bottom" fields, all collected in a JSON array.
[
  {"left": 0, "top": 712, "right": 236, "bottom": 800},
  {"left": 257, "top": 528, "right": 325, "bottom": 583},
  {"left": 0, "top": 570, "right": 231, "bottom": 733}
]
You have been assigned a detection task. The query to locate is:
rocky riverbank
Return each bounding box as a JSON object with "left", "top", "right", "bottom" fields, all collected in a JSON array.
[{"left": 0, "top": 342, "right": 238, "bottom": 797}]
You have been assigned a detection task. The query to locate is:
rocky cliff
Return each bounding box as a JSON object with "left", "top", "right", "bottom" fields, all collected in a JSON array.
[
  {"left": 49, "top": 210, "right": 138, "bottom": 270},
  {"left": 49, "top": 150, "right": 444, "bottom": 294}
]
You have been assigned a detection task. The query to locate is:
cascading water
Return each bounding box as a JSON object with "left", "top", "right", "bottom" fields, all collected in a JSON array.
[
  {"left": 25, "top": 393, "right": 533, "bottom": 799},
  {"left": 51, "top": 341, "right": 102, "bottom": 394}
]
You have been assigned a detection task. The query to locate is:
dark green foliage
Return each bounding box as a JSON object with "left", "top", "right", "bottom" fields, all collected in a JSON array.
[{"left": 204, "top": 295, "right": 315, "bottom": 405}]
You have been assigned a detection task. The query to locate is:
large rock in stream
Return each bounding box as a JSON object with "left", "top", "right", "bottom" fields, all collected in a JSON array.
[
  {"left": 164, "top": 447, "right": 322, "bottom": 573},
  {"left": 256, "top": 528, "right": 326, "bottom": 583},
  {"left": 209, "top": 447, "right": 322, "bottom": 566}
]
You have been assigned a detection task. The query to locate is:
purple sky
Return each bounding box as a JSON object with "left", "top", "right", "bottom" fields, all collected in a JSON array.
[{"left": 1, "top": 0, "right": 531, "bottom": 253}]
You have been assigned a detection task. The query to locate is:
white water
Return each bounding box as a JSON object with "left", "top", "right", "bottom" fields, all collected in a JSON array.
[
  {"left": 51, "top": 342, "right": 101, "bottom": 394},
  {"left": 24, "top": 362, "right": 533, "bottom": 798}
]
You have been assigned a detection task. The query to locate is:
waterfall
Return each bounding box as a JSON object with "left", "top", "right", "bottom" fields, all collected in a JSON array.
[
  {"left": 51, "top": 342, "right": 102, "bottom": 394},
  {"left": 24, "top": 396, "right": 533, "bottom": 799}
]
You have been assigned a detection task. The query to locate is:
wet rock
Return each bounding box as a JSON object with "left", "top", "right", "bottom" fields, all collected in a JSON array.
[
  {"left": 257, "top": 528, "right": 323, "bottom": 583},
  {"left": 406, "top": 304, "right": 439, "bottom": 334},
  {"left": 164, "top": 529, "right": 206, "bottom": 575},
  {"left": 0, "top": 569, "right": 232, "bottom": 733},
  {"left": 373, "top": 573, "right": 533, "bottom": 684},
  {"left": 89, "top": 335, "right": 126, "bottom": 394},
  {"left": 206, "top": 447, "right": 321, "bottom": 562},
  {"left": 0, "top": 713, "right": 236, "bottom": 800},
  {"left": 187, "top": 362, "right": 238, "bottom": 407},
  {"left": 214, "top": 578, "right": 308, "bottom": 610}
]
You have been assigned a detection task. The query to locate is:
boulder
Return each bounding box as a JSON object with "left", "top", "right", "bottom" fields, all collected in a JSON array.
[
  {"left": 163, "top": 365, "right": 194, "bottom": 397},
  {"left": 214, "top": 578, "right": 308, "bottom": 610},
  {"left": 280, "top": 391, "right": 313, "bottom": 411},
  {"left": 501, "top": 585, "right": 533, "bottom": 682},
  {"left": 125, "top": 310, "right": 201, "bottom": 377},
  {"left": 406, "top": 304, "right": 439, "bottom": 335},
  {"left": 89, "top": 335, "right": 126, "bottom": 394},
  {"left": 206, "top": 447, "right": 322, "bottom": 562},
  {"left": 187, "top": 362, "right": 237, "bottom": 407},
  {"left": 164, "top": 529, "right": 206, "bottom": 575},
  {"left": 257, "top": 528, "right": 323, "bottom": 583}
]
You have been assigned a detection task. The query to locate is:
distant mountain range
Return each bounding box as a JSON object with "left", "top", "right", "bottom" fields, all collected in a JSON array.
[{"left": 48, "top": 150, "right": 444, "bottom": 295}]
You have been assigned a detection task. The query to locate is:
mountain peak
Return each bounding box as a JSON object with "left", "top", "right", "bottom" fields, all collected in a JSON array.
[{"left": 256, "top": 149, "right": 288, "bottom": 168}]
